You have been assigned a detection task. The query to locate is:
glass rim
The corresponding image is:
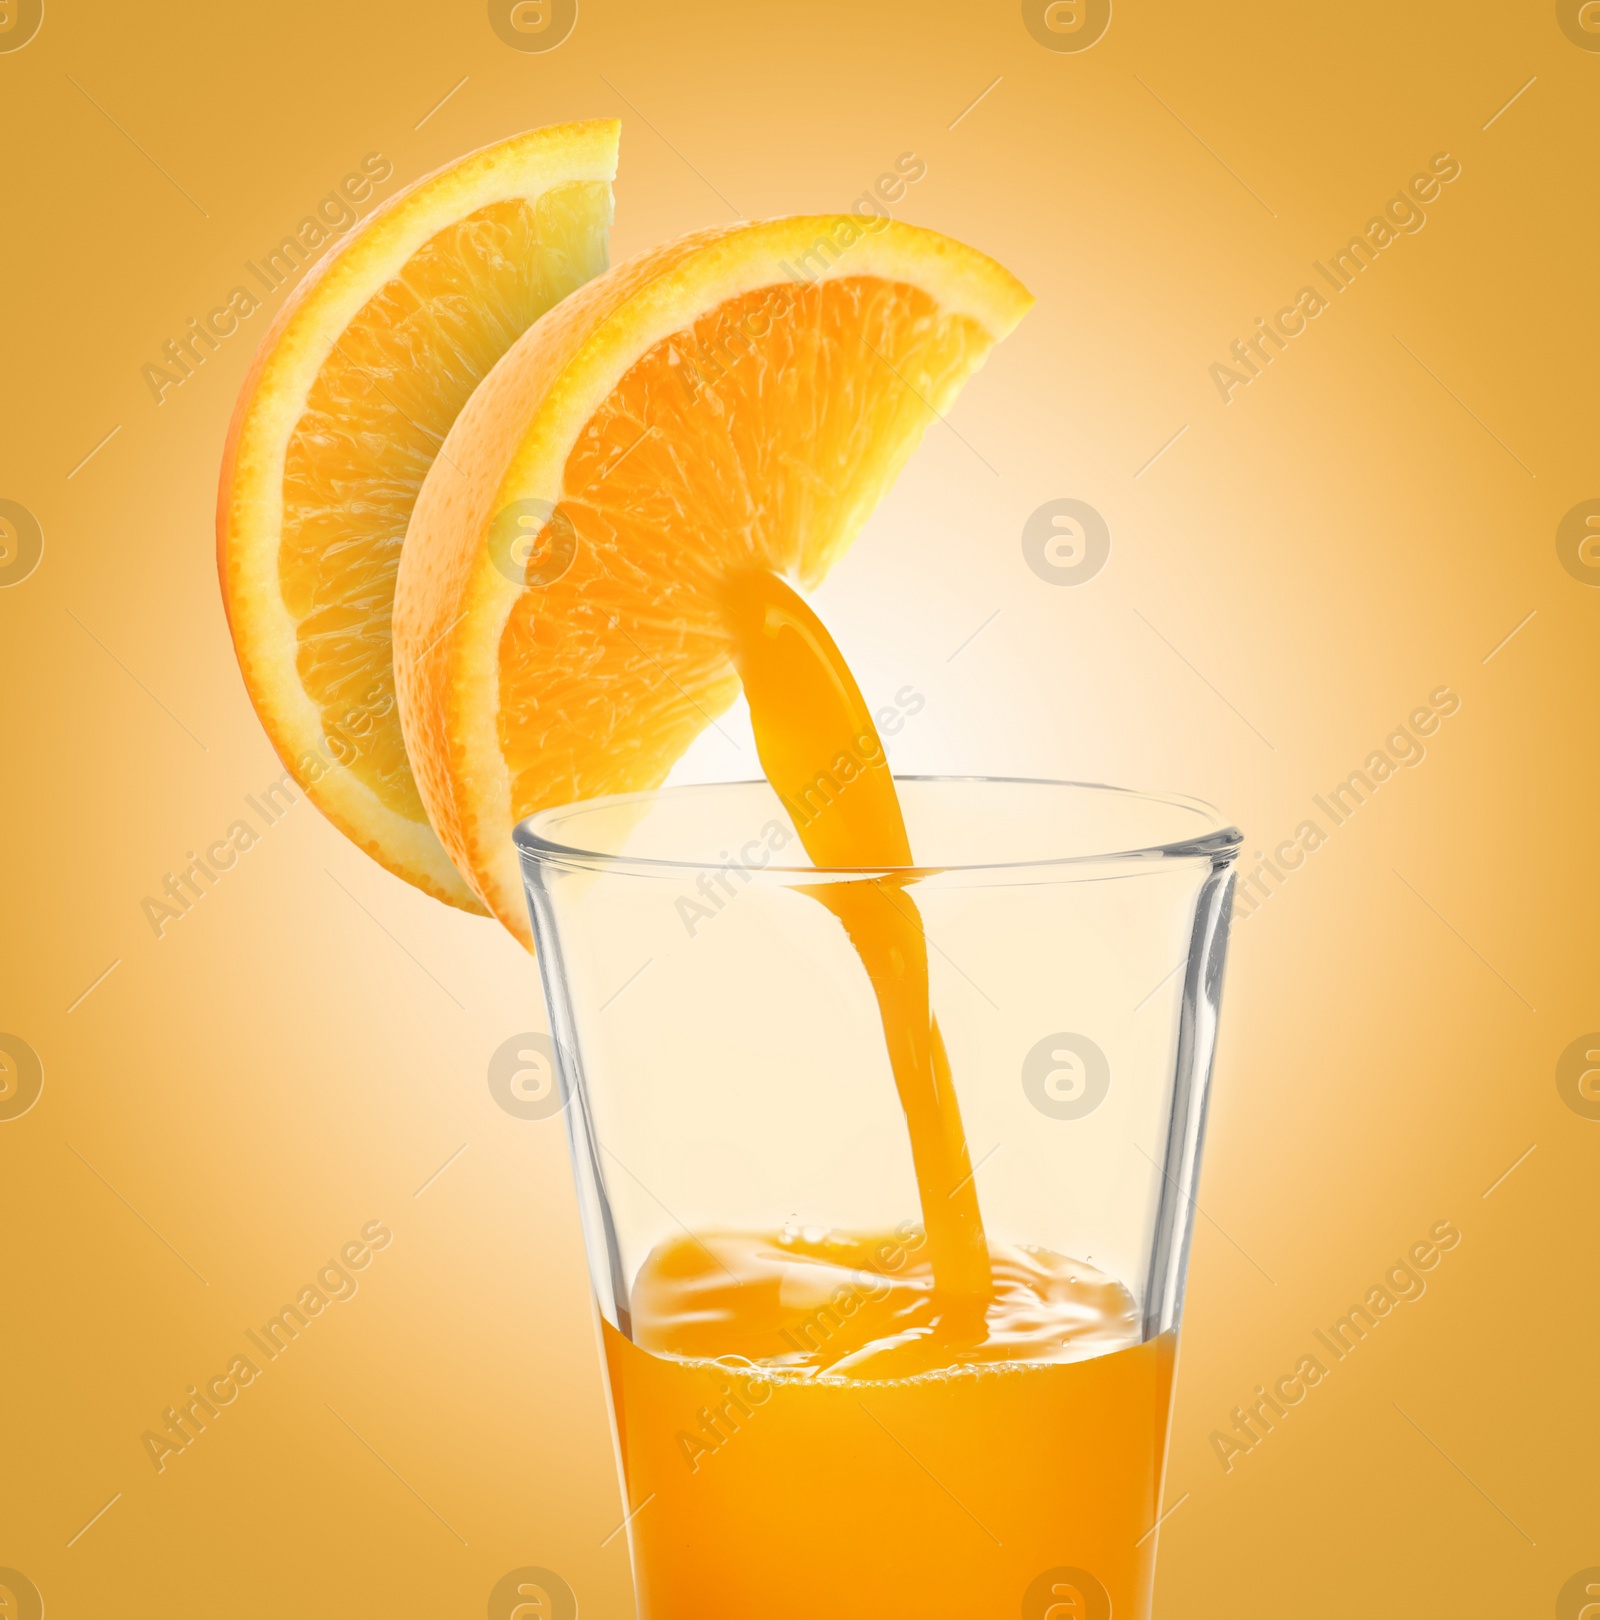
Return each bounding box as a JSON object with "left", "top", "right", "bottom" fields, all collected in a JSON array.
[{"left": 513, "top": 774, "right": 1243, "bottom": 879}]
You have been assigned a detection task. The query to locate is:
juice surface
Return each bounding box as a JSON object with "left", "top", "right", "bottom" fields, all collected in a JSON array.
[
  {"left": 598, "top": 572, "right": 1177, "bottom": 1615},
  {"left": 630, "top": 1226, "right": 1141, "bottom": 1375}
]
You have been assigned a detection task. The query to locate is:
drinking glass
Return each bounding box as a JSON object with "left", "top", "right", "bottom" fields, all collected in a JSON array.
[{"left": 517, "top": 776, "right": 1240, "bottom": 1620}]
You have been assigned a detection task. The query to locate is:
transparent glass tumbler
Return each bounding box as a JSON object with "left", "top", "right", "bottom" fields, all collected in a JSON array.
[{"left": 517, "top": 777, "right": 1241, "bottom": 1620}]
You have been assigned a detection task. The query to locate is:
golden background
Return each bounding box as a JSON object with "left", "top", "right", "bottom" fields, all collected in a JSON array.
[{"left": 2, "top": 1, "right": 1596, "bottom": 1614}]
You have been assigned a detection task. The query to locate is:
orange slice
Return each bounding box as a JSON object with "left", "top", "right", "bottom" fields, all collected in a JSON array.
[
  {"left": 217, "top": 120, "right": 620, "bottom": 909},
  {"left": 394, "top": 217, "right": 1033, "bottom": 943}
]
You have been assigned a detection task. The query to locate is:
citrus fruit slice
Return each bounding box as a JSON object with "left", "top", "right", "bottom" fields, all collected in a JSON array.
[
  {"left": 217, "top": 119, "right": 620, "bottom": 910},
  {"left": 394, "top": 217, "right": 1033, "bottom": 942}
]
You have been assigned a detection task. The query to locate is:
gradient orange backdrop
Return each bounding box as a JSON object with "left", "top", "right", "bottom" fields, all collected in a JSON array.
[{"left": 2, "top": 2, "right": 1597, "bottom": 1616}]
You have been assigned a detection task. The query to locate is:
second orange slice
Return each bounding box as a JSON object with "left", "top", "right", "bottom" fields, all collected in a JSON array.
[{"left": 394, "top": 217, "right": 1033, "bottom": 942}]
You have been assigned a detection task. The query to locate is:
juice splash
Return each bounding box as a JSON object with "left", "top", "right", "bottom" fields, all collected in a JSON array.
[
  {"left": 630, "top": 1225, "right": 1140, "bottom": 1373},
  {"left": 595, "top": 571, "right": 1178, "bottom": 1616}
]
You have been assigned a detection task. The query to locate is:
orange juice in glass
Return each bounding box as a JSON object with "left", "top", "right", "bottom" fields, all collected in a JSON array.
[{"left": 518, "top": 755, "right": 1238, "bottom": 1616}]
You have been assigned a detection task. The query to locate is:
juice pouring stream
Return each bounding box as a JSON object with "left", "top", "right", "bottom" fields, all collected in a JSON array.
[{"left": 720, "top": 569, "right": 991, "bottom": 1327}]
